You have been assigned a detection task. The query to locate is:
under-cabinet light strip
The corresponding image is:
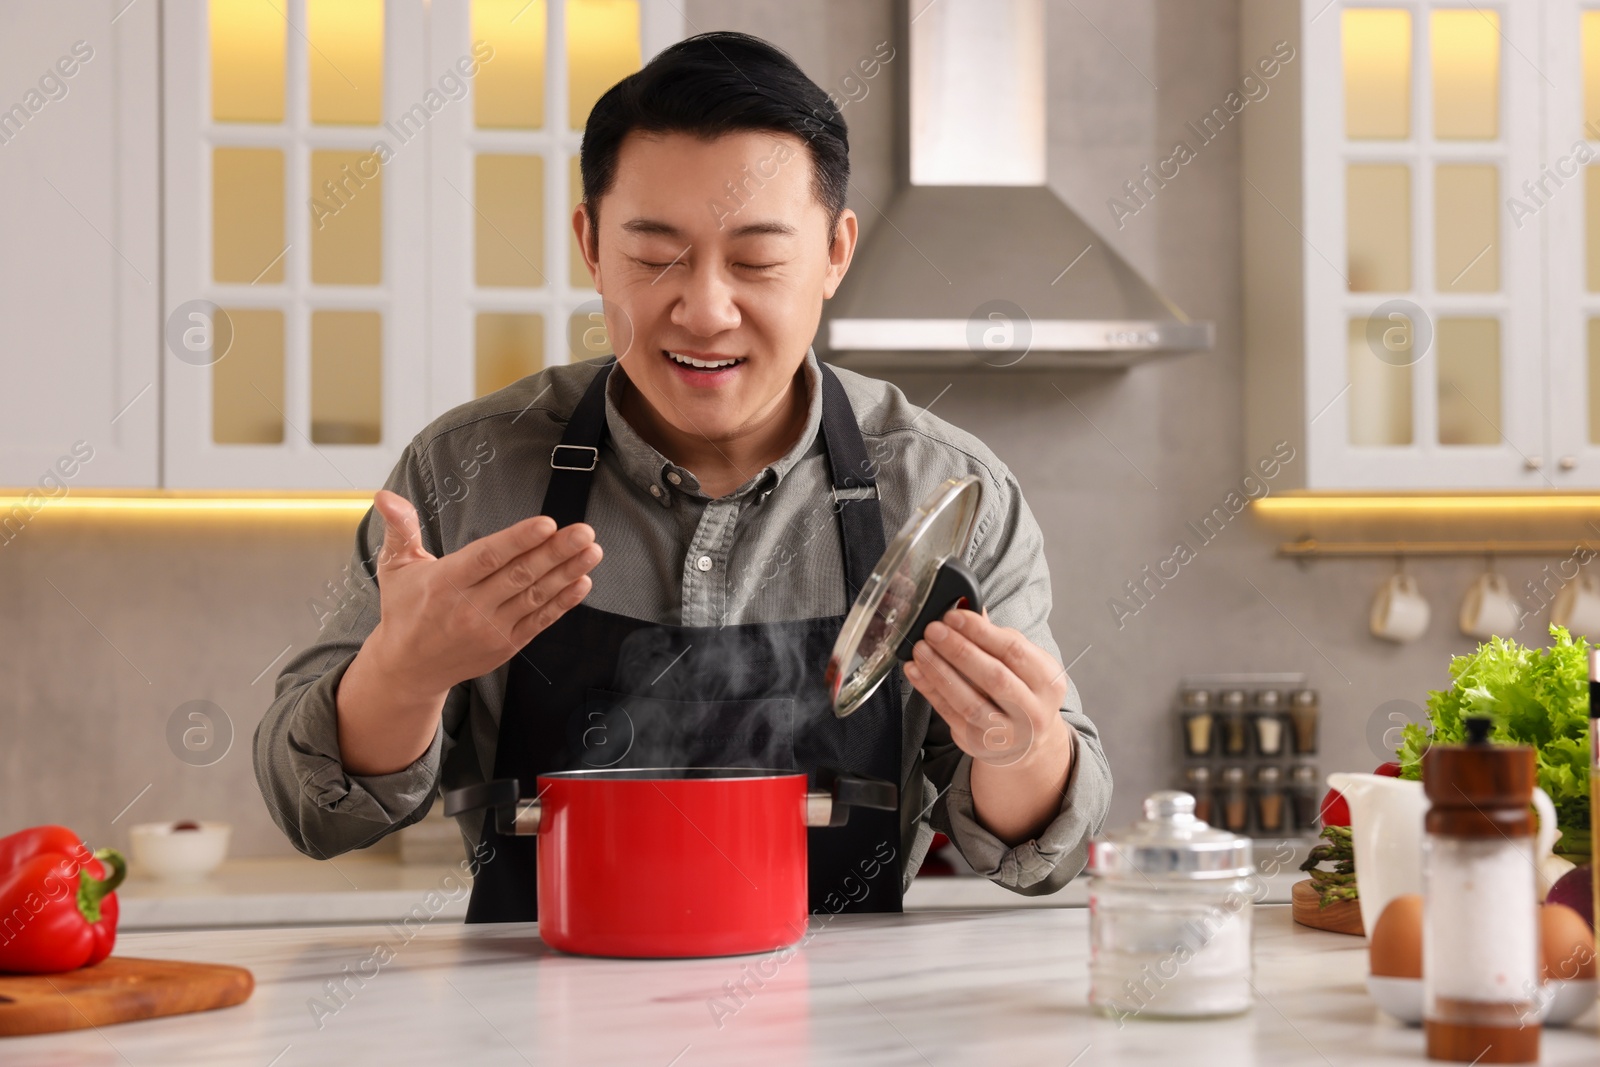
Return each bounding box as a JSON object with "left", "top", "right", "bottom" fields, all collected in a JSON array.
[
  {"left": 1254, "top": 496, "right": 1600, "bottom": 516},
  {"left": 0, "top": 494, "right": 372, "bottom": 514}
]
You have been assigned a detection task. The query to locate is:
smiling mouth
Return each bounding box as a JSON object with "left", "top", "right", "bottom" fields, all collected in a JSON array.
[{"left": 664, "top": 350, "right": 746, "bottom": 371}]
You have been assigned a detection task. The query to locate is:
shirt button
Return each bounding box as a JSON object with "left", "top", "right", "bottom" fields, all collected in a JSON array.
[
  {"left": 666, "top": 471, "right": 682, "bottom": 486},
  {"left": 649, "top": 484, "right": 663, "bottom": 498},
  {"left": 696, "top": 555, "right": 713, "bottom": 572}
]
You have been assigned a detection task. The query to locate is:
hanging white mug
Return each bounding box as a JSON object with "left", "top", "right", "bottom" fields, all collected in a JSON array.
[
  {"left": 1551, "top": 571, "right": 1600, "bottom": 638},
  {"left": 1459, "top": 571, "right": 1522, "bottom": 639},
  {"left": 1370, "top": 573, "right": 1430, "bottom": 643}
]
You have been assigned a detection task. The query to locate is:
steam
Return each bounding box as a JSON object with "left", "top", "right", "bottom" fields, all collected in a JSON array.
[{"left": 564, "top": 620, "right": 840, "bottom": 772}]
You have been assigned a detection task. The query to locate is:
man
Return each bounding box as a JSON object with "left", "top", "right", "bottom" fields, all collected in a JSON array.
[{"left": 255, "top": 31, "right": 1111, "bottom": 919}]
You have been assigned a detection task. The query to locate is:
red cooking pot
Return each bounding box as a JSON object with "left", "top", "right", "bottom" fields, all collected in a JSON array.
[{"left": 443, "top": 767, "right": 896, "bottom": 958}]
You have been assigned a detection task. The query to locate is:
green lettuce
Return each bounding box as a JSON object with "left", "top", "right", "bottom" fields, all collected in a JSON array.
[{"left": 1396, "top": 625, "right": 1592, "bottom": 856}]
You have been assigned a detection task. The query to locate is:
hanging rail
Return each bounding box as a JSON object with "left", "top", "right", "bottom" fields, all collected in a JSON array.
[{"left": 1278, "top": 538, "right": 1598, "bottom": 559}]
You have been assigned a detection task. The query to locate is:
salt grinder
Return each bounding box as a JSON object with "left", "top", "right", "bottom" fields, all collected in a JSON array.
[{"left": 1422, "top": 716, "right": 1540, "bottom": 1063}]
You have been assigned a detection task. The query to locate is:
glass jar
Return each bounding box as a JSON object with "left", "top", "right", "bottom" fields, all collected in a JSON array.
[
  {"left": 1178, "top": 688, "right": 1215, "bottom": 758},
  {"left": 1218, "top": 689, "right": 1249, "bottom": 757},
  {"left": 1183, "top": 765, "right": 1214, "bottom": 824},
  {"left": 1288, "top": 763, "right": 1321, "bottom": 833},
  {"left": 1254, "top": 765, "right": 1286, "bottom": 834},
  {"left": 1250, "top": 689, "right": 1286, "bottom": 757},
  {"left": 1219, "top": 765, "right": 1250, "bottom": 833},
  {"left": 1087, "top": 791, "right": 1256, "bottom": 1020},
  {"left": 1288, "top": 689, "right": 1319, "bottom": 755}
]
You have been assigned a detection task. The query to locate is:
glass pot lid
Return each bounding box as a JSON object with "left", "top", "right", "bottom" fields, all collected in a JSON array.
[{"left": 826, "top": 475, "right": 983, "bottom": 718}]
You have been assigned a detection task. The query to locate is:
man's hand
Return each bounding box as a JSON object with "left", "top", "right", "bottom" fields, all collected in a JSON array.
[
  {"left": 902, "top": 607, "right": 1074, "bottom": 846},
  {"left": 365, "top": 489, "right": 602, "bottom": 694},
  {"left": 336, "top": 490, "right": 603, "bottom": 775}
]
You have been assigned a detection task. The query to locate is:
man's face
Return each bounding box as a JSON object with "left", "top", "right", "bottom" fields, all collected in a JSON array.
[{"left": 574, "top": 130, "right": 856, "bottom": 443}]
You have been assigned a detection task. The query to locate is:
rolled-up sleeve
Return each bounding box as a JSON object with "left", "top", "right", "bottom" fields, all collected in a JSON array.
[
  {"left": 938, "top": 678, "right": 1112, "bottom": 893},
  {"left": 252, "top": 440, "right": 460, "bottom": 859},
  {"left": 920, "top": 461, "right": 1113, "bottom": 894}
]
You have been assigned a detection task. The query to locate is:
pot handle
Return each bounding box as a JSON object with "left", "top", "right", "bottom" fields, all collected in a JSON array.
[
  {"left": 443, "top": 778, "right": 542, "bottom": 836},
  {"left": 806, "top": 768, "right": 898, "bottom": 827}
]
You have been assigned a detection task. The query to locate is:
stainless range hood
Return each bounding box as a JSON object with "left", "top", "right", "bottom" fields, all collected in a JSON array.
[{"left": 824, "top": 0, "right": 1214, "bottom": 370}]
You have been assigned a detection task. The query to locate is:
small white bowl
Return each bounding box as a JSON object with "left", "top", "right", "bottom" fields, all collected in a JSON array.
[
  {"left": 1541, "top": 978, "right": 1599, "bottom": 1027},
  {"left": 1366, "top": 975, "right": 1423, "bottom": 1025},
  {"left": 1367, "top": 975, "right": 1598, "bottom": 1028},
  {"left": 130, "top": 821, "right": 231, "bottom": 881}
]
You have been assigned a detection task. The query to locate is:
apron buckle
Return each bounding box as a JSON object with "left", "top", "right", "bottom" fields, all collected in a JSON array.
[{"left": 551, "top": 444, "right": 599, "bottom": 471}]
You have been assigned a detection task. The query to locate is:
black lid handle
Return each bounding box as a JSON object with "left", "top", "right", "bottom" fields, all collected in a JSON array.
[{"left": 895, "top": 558, "right": 984, "bottom": 661}]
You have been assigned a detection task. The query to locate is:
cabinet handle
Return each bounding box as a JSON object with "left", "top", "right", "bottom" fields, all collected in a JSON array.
[
  {"left": 1560, "top": 455, "right": 1578, "bottom": 471},
  {"left": 1525, "top": 456, "right": 1544, "bottom": 470}
]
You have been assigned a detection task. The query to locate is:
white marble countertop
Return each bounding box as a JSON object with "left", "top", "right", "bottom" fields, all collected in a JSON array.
[
  {"left": 117, "top": 856, "right": 477, "bottom": 930},
  {"left": 116, "top": 848, "right": 1309, "bottom": 929},
  {"left": 9, "top": 907, "right": 1595, "bottom": 1065}
]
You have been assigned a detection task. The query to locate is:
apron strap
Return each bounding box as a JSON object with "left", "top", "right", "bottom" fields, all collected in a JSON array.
[
  {"left": 540, "top": 359, "right": 616, "bottom": 529},
  {"left": 816, "top": 362, "right": 887, "bottom": 603}
]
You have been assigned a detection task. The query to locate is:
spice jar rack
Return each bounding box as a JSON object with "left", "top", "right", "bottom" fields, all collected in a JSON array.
[{"left": 1175, "top": 672, "right": 1322, "bottom": 839}]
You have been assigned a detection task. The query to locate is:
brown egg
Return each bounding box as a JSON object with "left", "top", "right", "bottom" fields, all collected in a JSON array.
[
  {"left": 1539, "top": 902, "right": 1597, "bottom": 982},
  {"left": 1369, "top": 894, "right": 1424, "bottom": 979}
]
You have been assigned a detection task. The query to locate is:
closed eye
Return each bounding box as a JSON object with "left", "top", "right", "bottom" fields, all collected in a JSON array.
[{"left": 634, "top": 259, "right": 779, "bottom": 272}]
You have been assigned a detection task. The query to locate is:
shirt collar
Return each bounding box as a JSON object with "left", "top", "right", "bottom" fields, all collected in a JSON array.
[{"left": 602, "top": 346, "right": 826, "bottom": 506}]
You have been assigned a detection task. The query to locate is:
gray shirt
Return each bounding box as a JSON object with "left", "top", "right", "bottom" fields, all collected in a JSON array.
[{"left": 253, "top": 349, "right": 1112, "bottom": 896}]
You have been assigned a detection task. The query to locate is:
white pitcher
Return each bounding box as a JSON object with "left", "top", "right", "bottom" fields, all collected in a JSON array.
[{"left": 1326, "top": 772, "right": 1559, "bottom": 939}]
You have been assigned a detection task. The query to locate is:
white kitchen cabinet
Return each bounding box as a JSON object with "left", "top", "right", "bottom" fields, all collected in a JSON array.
[
  {"left": 163, "top": 0, "right": 434, "bottom": 489},
  {"left": 1544, "top": 0, "right": 1600, "bottom": 484},
  {"left": 1243, "top": 0, "right": 1589, "bottom": 490},
  {"left": 162, "top": 0, "right": 681, "bottom": 490},
  {"left": 0, "top": 0, "right": 160, "bottom": 488}
]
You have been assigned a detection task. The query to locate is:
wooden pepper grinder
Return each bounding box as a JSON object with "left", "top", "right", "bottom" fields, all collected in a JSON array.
[{"left": 1422, "top": 716, "right": 1540, "bottom": 1063}]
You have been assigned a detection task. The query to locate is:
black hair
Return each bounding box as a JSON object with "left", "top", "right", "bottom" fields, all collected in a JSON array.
[{"left": 579, "top": 31, "right": 850, "bottom": 253}]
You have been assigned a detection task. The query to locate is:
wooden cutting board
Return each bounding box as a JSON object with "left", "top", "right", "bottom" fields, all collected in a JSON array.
[
  {"left": 0, "top": 957, "right": 253, "bottom": 1037},
  {"left": 1291, "top": 878, "right": 1365, "bottom": 937}
]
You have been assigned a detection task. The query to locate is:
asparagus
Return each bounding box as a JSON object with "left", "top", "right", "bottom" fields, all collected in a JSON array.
[{"left": 1298, "top": 825, "right": 1358, "bottom": 908}]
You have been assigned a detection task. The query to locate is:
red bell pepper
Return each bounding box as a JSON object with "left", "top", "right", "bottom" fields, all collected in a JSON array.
[{"left": 0, "top": 825, "right": 126, "bottom": 974}]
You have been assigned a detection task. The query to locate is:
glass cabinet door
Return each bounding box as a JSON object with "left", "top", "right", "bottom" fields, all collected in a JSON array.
[
  {"left": 164, "top": 0, "right": 429, "bottom": 488},
  {"left": 427, "top": 0, "right": 678, "bottom": 415},
  {"left": 165, "top": 1, "right": 680, "bottom": 489},
  {"left": 1305, "top": 2, "right": 1546, "bottom": 488}
]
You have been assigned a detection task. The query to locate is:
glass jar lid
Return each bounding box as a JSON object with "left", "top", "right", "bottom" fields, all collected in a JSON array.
[{"left": 1087, "top": 791, "right": 1254, "bottom": 881}]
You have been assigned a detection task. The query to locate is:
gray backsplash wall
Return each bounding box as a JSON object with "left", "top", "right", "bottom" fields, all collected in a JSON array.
[{"left": 2, "top": 1, "right": 1575, "bottom": 860}]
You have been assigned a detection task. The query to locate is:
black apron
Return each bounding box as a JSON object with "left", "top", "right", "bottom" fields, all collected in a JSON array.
[{"left": 463, "top": 359, "right": 904, "bottom": 922}]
